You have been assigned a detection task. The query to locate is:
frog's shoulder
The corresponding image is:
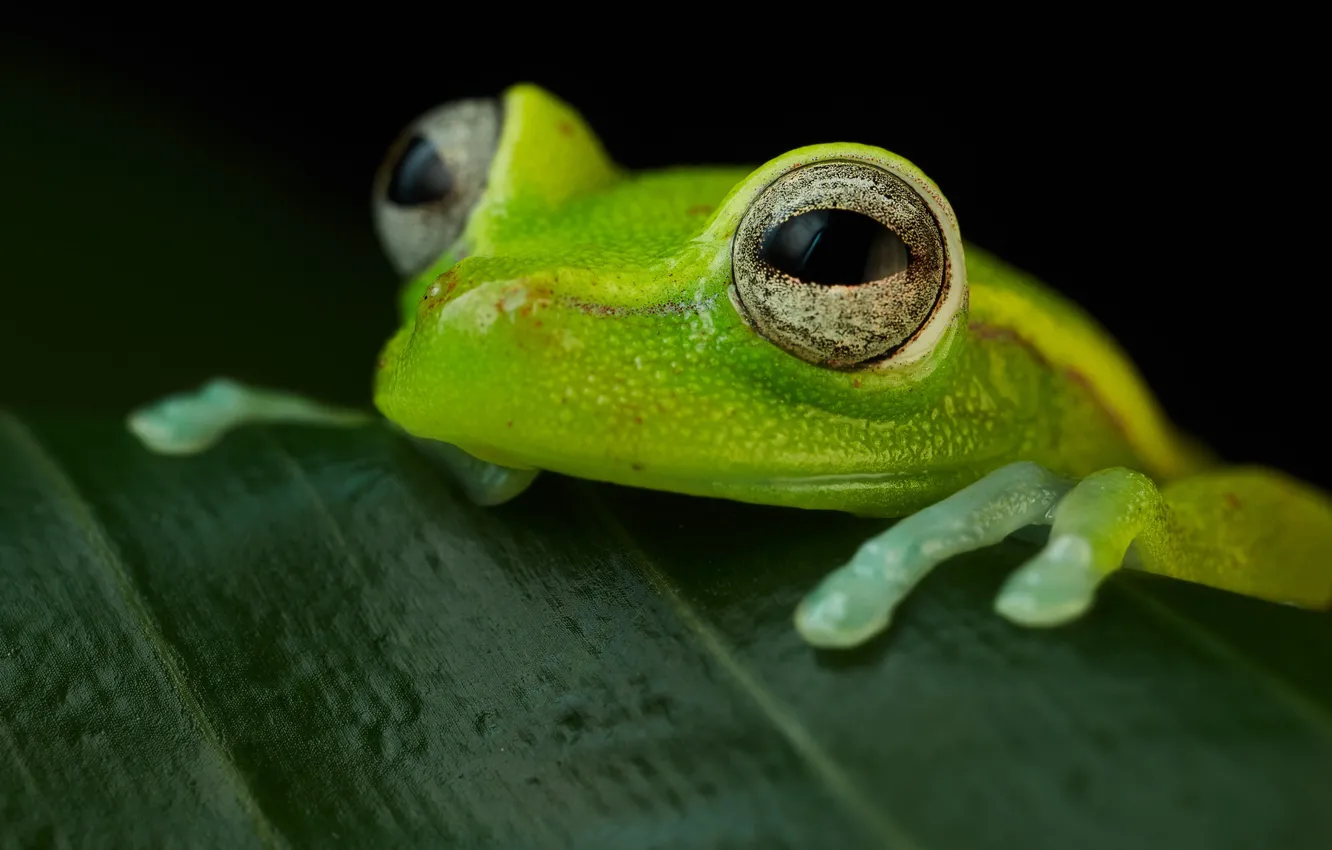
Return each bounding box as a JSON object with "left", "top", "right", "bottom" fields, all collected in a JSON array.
[{"left": 963, "top": 242, "right": 1207, "bottom": 480}]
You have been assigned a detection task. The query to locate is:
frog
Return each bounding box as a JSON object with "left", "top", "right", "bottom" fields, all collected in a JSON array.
[{"left": 128, "top": 83, "right": 1332, "bottom": 649}]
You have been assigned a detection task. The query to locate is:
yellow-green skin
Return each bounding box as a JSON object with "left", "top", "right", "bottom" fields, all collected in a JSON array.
[
  {"left": 377, "top": 85, "right": 1186, "bottom": 511},
  {"left": 374, "top": 85, "right": 1330, "bottom": 611}
]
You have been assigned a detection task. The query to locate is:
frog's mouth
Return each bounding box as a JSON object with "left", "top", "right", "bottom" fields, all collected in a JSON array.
[
  {"left": 374, "top": 276, "right": 1011, "bottom": 516},
  {"left": 419, "top": 430, "right": 1014, "bottom": 517}
]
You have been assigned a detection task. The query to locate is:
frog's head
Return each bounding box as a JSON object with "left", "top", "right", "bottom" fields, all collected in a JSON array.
[{"left": 371, "top": 84, "right": 968, "bottom": 502}]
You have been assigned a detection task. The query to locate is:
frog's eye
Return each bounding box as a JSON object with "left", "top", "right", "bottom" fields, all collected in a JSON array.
[
  {"left": 373, "top": 98, "right": 501, "bottom": 277},
  {"left": 731, "top": 161, "right": 950, "bottom": 369}
]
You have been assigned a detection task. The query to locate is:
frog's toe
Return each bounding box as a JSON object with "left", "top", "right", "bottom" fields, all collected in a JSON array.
[
  {"left": 994, "top": 467, "right": 1158, "bottom": 627},
  {"left": 794, "top": 563, "right": 896, "bottom": 648},
  {"left": 127, "top": 378, "right": 247, "bottom": 454},
  {"left": 994, "top": 534, "right": 1102, "bottom": 627}
]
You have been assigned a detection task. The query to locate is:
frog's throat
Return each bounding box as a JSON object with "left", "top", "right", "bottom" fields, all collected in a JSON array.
[{"left": 454, "top": 439, "right": 1020, "bottom": 517}]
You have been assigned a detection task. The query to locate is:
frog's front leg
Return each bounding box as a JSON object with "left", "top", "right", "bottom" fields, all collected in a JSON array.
[
  {"left": 127, "top": 377, "right": 375, "bottom": 455},
  {"left": 795, "top": 462, "right": 1072, "bottom": 647},
  {"left": 406, "top": 437, "right": 539, "bottom": 507},
  {"left": 796, "top": 461, "right": 1332, "bottom": 649},
  {"left": 127, "top": 377, "right": 537, "bottom": 506}
]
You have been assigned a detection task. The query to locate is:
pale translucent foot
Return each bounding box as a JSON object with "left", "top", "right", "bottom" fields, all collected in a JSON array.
[
  {"left": 795, "top": 462, "right": 1072, "bottom": 648},
  {"left": 407, "top": 436, "right": 539, "bottom": 507},
  {"left": 127, "top": 377, "right": 374, "bottom": 455},
  {"left": 994, "top": 468, "right": 1156, "bottom": 626},
  {"left": 795, "top": 462, "right": 1164, "bottom": 649}
]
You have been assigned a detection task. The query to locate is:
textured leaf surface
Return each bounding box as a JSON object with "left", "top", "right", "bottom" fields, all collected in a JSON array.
[{"left": 3, "top": 413, "right": 1331, "bottom": 849}]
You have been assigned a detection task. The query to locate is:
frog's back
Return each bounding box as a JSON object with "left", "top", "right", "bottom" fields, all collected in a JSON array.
[{"left": 963, "top": 243, "right": 1209, "bottom": 482}]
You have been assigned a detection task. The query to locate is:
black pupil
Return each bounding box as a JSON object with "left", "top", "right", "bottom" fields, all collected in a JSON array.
[
  {"left": 760, "top": 209, "right": 908, "bottom": 285},
  {"left": 387, "top": 135, "right": 452, "bottom": 206}
]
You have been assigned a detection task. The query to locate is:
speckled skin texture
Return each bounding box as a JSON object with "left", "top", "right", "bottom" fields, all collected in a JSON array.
[
  {"left": 373, "top": 85, "right": 1330, "bottom": 609},
  {"left": 375, "top": 86, "right": 1158, "bottom": 514}
]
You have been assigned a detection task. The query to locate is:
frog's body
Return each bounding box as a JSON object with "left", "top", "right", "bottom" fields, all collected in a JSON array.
[
  {"left": 382, "top": 236, "right": 1186, "bottom": 515},
  {"left": 130, "top": 84, "right": 1331, "bottom": 649}
]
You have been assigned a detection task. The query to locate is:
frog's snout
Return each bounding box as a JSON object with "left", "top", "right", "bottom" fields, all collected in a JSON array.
[{"left": 373, "top": 267, "right": 598, "bottom": 465}]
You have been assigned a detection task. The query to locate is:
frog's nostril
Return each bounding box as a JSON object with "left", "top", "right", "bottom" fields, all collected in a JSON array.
[
  {"left": 416, "top": 267, "right": 509, "bottom": 320},
  {"left": 421, "top": 271, "right": 464, "bottom": 311}
]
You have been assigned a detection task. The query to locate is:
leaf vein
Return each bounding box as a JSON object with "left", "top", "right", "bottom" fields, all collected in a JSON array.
[
  {"left": 1116, "top": 580, "right": 1332, "bottom": 741},
  {"left": 584, "top": 484, "right": 920, "bottom": 850},
  {"left": 259, "top": 429, "right": 367, "bottom": 577},
  {"left": 0, "top": 412, "right": 289, "bottom": 849}
]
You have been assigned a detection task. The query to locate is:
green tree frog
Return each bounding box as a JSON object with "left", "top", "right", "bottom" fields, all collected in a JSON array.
[{"left": 128, "top": 84, "right": 1332, "bottom": 649}]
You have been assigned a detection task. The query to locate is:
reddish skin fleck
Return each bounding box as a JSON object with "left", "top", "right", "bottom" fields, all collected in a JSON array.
[
  {"left": 1225, "top": 492, "right": 1242, "bottom": 509},
  {"left": 533, "top": 320, "right": 543, "bottom": 328},
  {"left": 507, "top": 421, "right": 514, "bottom": 428},
  {"left": 687, "top": 204, "right": 712, "bottom": 216},
  {"left": 431, "top": 269, "right": 458, "bottom": 291},
  {"left": 557, "top": 121, "right": 573, "bottom": 136},
  {"left": 631, "top": 462, "right": 645, "bottom": 472},
  {"left": 970, "top": 321, "right": 1131, "bottom": 438},
  {"left": 634, "top": 416, "right": 643, "bottom": 425},
  {"left": 1065, "top": 367, "right": 1092, "bottom": 390},
  {"left": 852, "top": 378, "right": 862, "bottom": 389},
  {"left": 1064, "top": 366, "right": 1128, "bottom": 435},
  {"left": 968, "top": 322, "right": 1051, "bottom": 369},
  {"left": 376, "top": 359, "right": 386, "bottom": 370}
]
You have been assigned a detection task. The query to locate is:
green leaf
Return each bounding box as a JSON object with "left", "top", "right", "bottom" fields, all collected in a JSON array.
[
  {"left": 4, "top": 52, "right": 1331, "bottom": 850},
  {"left": 4, "top": 414, "right": 1332, "bottom": 849}
]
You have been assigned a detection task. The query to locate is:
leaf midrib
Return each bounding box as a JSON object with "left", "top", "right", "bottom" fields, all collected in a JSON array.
[
  {"left": 6, "top": 408, "right": 1331, "bottom": 849},
  {"left": 0, "top": 411, "right": 289, "bottom": 850},
  {"left": 584, "top": 483, "right": 922, "bottom": 850}
]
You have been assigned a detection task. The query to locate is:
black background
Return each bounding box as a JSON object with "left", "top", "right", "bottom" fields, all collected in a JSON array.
[{"left": 4, "top": 33, "right": 1324, "bottom": 487}]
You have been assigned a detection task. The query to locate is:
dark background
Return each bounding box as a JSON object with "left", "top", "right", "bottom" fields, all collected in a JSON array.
[{"left": 3, "top": 34, "right": 1324, "bottom": 487}]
